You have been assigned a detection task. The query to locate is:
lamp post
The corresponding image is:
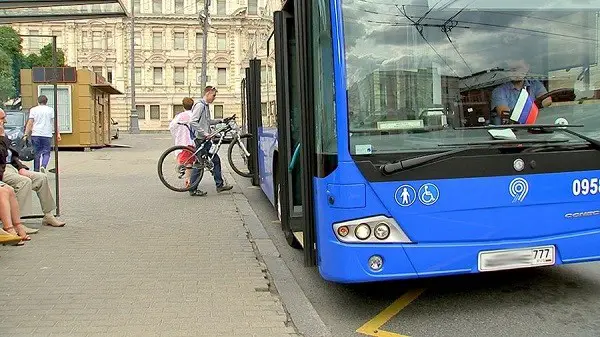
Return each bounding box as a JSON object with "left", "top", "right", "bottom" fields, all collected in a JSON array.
[{"left": 129, "top": 0, "right": 140, "bottom": 133}]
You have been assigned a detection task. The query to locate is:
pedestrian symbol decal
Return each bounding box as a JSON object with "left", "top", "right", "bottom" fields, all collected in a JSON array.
[
  {"left": 418, "top": 183, "right": 439, "bottom": 206},
  {"left": 509, "top": 177, "right": 528, "bottom": 202},
  {"left": 395, "top": 185, "right": 416, "bottom": 207}
]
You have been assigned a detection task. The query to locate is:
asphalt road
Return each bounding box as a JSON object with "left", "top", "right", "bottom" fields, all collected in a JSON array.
[{"left": 231, "top": 173, "right": 600, "bottom": 337}]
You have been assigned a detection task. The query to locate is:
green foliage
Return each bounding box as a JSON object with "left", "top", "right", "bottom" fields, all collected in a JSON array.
[
  {"left": 0, "top": 27, "right": 66, "bottom": 100},
  {"left": 0, "top": 27, "right": 24, "bottom": 98},
  {"left": 0, "top": 50, "right": 16, "bottom": 106},
  {"left": 26, "top": 43, "right": 66, "bottom": 67}
]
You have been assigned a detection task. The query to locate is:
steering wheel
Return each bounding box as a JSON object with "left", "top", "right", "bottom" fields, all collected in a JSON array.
[{"left": 534, "top": 87, "right": 575, "bottom": 107}]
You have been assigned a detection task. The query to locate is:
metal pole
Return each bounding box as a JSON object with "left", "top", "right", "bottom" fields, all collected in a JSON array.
[
  {"left": 200, "top": 0, "right": 211, "bottom": 88},
  {"left": 52, "top": 36, "right": 60, "bottom": 216},
  {"left": 129, "top": 0, "right": 140, "bottom": 133}
]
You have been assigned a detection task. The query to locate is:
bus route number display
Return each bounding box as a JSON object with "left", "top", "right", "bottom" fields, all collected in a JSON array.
[{"left": 573, "top": 178, "right": 599, "bottom": 196}]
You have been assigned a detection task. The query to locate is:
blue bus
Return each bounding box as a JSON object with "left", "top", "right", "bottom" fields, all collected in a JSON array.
[{"left": 242, "top": 0, "right": 600, "bottom": 283}]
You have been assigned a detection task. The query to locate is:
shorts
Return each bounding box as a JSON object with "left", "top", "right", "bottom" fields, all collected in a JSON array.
[{"left": 177, "top": 148, "right": 195, "bottom": 166}]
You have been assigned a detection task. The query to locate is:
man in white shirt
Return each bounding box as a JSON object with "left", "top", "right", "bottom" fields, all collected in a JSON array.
[
  {"left": 169, "top": 97, "right": 206, "bottom": 196},
  {"left": 25, "top": 95, "right": 61, "bottom": 172}
]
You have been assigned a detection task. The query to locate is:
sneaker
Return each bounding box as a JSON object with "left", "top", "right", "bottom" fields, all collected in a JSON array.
[
  {"left": 216, "top": 184, "right": 233, "bottom": 193},
  {"left": 189, "top": 190, "right": 207, "bottom": 197}
]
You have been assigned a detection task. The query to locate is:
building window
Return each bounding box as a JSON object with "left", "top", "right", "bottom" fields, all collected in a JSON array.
[
  {"left": 153, "top": 0, "right": 162, "bottom": 13},
  {"left": 261, "top": 66, "right": 266, "bottom": 84},
  {"left": 150, "top": 105, "right": 161, "bottom": 120},
  {"left": 196, "top": 33, "right": 203, "bottom": 50},
  {"left": 217, "top": 68, "right": 226, "bottom": 85},
  {"left": 136, "top": 105, "right": 145, "bottom": 119},
  {"left": 248, "top": 0, "right": 257, "bottom": 15},
  {"left": 153, "top": 32, "right": 162, "bottom": 50},
  {"left": 38, "top": 85, "right": 72, "bottom": 133},
  {"left": 92, "top": 66, "right": 103, "bottom": 76},
  {"left": 217, "top": 0, "right": 225, "bottom": 15},
  {"left": 261, "top": 102, "right": 267, "bottom": 116},
  {"left": 196, "top": 68, "right": 210, "bottom": 84},
  {"left": 213, "top": 105, "right": 223, "bottom": 119},
  {"left": 81, "top": 32, "right": 88, "bottom": 49},
  {"left": 174, "top": 67, "right": 185, "bottom": 85},
  {"left": 92, "top": 31, "right": 102, "bottom": 50},
  {"left": 153, "top": 67, "right": 163, "bottom": 85},
  {"left": 134, "top": 31, "right": 142, "bottom": 46},
  {"left": 175, "top": 0, "right": 184, "bottom": 13},
  {"left": 217, "top": 33, "right": 226, "bottom": 50},
  {"left": 134, "top": 0, "right": 141, "bottom": 13},
  {"left": 173, "top": 105, "right": 184, "bottom": 117},
  {"left": 107, "top": 67, "right": 113, "bottom": 83},
  {"left": 135, "top": 67, "right": 142, "bottom": 85},
  {"left": 51, "top": 30, "right": 62, "bottom": 46},
  {"left": 106, "top": 31, "right": 113, "bottom": 49},
  {"left": 29, "top": 30, "right": 39, "bottom": 51},
  {"left": 174, "top": 32, "right": 185, "bottom": 50}
]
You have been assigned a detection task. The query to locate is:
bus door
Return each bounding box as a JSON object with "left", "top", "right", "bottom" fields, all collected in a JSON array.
[
  {"left": 274, "top": 0, "right": 318, "bottom": 266},
  {"left": 245, "top": 64, "right": 261, "bottom": 187}
]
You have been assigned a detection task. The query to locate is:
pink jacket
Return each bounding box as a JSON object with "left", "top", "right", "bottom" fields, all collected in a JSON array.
[{"left": 169, "top": 110, "right": 194, "bottom": 147}]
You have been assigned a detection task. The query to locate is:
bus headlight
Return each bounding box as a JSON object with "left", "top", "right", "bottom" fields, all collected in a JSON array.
[
  {"left": 355, "top": 224, "right": 371, "bottom": 240},
  {"left": 337, "top": 225, "right": 349, "bottom": 237},
  {"left": 332, "top": 215, "right": 411, "bottom": 244},
  {"left": 374, "top": 223, "right": 390, "bottom": 240}
]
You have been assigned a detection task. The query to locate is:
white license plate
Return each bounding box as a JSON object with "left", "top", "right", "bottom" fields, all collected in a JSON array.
[{"left": 478, "top": 245, "right": 555, "bottom": 272}]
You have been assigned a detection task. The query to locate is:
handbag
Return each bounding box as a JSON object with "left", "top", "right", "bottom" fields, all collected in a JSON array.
[{"left": 18, "top": 138, "right": 35, "bottom": 162}]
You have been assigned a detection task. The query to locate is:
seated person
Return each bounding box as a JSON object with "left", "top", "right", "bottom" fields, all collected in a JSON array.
[
  {"left": 0, "top": 108, "right": 65, "bottom": 230},
  {"left": 490, "top": 59, "right": 553, "bottom": 125},
  {"left": 0, "top": 182, "right": 30, "bottom": 245}
]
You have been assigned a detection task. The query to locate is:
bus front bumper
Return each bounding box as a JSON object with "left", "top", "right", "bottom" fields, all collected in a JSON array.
[{"left": 318, "top": 229, "right": 600, "bottom": 283}]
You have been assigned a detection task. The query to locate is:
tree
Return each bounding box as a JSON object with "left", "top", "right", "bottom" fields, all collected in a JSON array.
[
  {"left": 0, "top": 50, "right": 16, "bottom": 106},
  {"left": 26, "top": 43, "right": 66, "bottom": 67},
  {"left": 0, "top": 27, "right": 25, "bottom": 97}
]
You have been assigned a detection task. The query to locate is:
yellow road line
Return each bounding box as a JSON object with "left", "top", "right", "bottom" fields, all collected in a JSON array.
[{"left": 356, "top": 288, "right": 426, "bottom": 337}]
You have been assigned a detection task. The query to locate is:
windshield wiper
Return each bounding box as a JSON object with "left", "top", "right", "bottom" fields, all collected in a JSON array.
[
  {"left": 438, "top": 139, "right": 569, "bottom": 147},
  {"left": 380, "top": 139, "right": 572, "bottom": 175},
  {"left": 380, "top": 147, "right": 475, "bottom": 175},
  {"left": 558, "top": 128, "right": 600, "bottom": 151},
  {"left": 454, "top": 124, "right": 600, "bottom": 150},
  {"left": 453, "top": 124, "right": 585, "bottom": 130}
]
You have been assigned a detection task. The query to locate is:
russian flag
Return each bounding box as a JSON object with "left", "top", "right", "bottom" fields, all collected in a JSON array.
[{"left": 510, "top": 88, "right": 538, "bottom": 124}]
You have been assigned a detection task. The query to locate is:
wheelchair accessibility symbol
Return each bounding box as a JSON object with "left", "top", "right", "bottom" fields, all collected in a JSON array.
[{"left": 418, "top": 183, "right": 440, "bottom": 206}]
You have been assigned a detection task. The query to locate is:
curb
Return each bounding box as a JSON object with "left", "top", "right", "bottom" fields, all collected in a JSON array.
[{"left": 222, "top": 171, "right": 333, "bottom": 337}]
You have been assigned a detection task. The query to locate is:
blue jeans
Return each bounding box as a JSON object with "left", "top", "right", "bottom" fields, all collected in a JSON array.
[
  {"left": 190, "top": 141, "right": 224, "bottom": 192},
  {"left": 31, "top": 136, "right": 52, "bottom": 172}
]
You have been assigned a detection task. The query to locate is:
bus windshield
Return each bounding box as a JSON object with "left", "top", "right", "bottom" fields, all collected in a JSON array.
[{"left": 342, "top": 0, "right": 600, "bottom": 154}]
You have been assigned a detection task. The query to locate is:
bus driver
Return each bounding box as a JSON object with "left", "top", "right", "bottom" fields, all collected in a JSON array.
[{"left": 490, "top": 59, "right": 553, "bottom": 125}]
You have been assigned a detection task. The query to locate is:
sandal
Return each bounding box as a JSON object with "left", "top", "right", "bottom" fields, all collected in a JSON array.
[
  {"left": 3, "top": 226, "right": 24, "bottom": 246},
  {"left": 13, "top": 224, "right": 31, "bottom": 241}
]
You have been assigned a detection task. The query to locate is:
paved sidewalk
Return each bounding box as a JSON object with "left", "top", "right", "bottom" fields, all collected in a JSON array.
[{"left": 0, "top": 134, "right": 299, "bottom": 337}]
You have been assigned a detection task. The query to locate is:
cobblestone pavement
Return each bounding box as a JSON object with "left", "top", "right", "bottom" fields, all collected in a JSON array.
[{"left": 0, "top": 134, "right": 300, "bottom": 337}]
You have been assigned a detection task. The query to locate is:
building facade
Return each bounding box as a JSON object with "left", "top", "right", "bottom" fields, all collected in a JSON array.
[{"left": 12, "top": 0, "right": 278, "bottom": 131}]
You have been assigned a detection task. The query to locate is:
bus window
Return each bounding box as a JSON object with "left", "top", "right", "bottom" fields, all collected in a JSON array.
[{"left": 312, "top": 0, "right": 337, "bottom": 163}]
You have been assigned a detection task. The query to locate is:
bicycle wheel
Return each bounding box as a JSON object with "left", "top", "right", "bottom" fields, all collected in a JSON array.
[
  {"left": 227, "top": 134, "right": 253, "bottom": 178},
  {"left": 158, "top": 145, "right": 205, "bottom": 192}
]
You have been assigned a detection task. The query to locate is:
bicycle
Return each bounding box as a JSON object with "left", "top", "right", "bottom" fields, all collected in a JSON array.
[{"left": 157, "top": 114, "right": 253, "bottom": 192}]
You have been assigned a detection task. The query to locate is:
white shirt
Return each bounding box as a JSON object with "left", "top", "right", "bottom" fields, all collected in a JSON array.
[
  {"left": 169, "top": 110, "right": 194, "bottom": 147},
  {"left": 29, "top": 104, "right": 55, "bottom": 138}
]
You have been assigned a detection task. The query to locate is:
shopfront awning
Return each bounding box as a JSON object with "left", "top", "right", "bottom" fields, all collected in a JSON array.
[
  {"left": 91, "top": 83, "right": 123, "bottom": 95},
  {"left": 0, "top": 0, "right": 129, "bottom": 24}
]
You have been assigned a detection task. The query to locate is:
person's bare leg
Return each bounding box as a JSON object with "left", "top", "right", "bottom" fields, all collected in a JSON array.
[
  {"left": 2, "top": 185, "right": 29, "bottom": 241},
  {"left": 0, "top": 186, "right": 23, "bottom": 245}
]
